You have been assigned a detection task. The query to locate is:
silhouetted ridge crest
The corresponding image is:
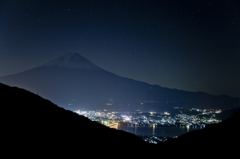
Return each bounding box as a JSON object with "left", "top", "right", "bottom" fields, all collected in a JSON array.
[
  {"left": 41, "top": 52, "right": 101, "bottom": 70},
  {"left": 1, "top": 82, "right": 240, "bottom": 157},
  {"left": 0, "top": 82, "right": 151, "bottom": 157}
]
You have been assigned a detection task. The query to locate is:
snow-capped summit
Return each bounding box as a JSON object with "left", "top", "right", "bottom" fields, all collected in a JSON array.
[
  {"left": 41, "top": 53, "right": 101, "bottom": 70},
  {"left": 0, "top": 52, "right": 239, "bottom": 112}
]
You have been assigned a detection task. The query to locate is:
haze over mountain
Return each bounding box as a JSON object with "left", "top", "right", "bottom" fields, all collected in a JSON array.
[{"left": 0, "top": 53, "right": 239, "bottom": 112}]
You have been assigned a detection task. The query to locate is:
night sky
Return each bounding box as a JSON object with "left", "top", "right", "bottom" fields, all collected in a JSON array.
[{"left": 0, "top": 0, "right": 240, "bottom": 98}]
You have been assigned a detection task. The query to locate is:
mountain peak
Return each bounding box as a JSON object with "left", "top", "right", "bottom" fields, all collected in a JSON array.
[{"left": 41, "top": 53, "right": 101, "bottom": 70}]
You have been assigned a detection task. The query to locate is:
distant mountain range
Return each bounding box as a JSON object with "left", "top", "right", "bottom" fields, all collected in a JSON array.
[
  {"left": 0, "top": 53, "right": 239, "bottom": 111},
  {"left": 1, "top": 82, "right": 240, "bottom": 158}
]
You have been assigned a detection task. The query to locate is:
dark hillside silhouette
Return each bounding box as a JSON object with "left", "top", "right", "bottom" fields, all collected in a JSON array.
[
  {"left": 159, "top": 106, "right": 240, "bottom": 156},
  {"left": 1, "top": 82, "right": 239, "bottom": 158},
  {"left": 1, "top": 83, "right": 152, "bottom": 157}
]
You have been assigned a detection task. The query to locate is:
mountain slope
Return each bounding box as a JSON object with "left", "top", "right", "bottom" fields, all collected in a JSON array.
[
  {"left": 160, "top": 109, "right": 240, "bottom": 156},
  {"left": 1, "top": 82, "right": 240, "bottom": 158},
  {"left": 1, "top": 83, "right": 151, "bottom": 157},
  {"left": 0, "top": 53, "right": 239, "bottom": 111}
]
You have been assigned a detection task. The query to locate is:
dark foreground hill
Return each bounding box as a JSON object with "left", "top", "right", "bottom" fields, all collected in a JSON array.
[
  {"left": 1, "top": 83, "right": 152, "bottom": 157},
  {"left": 159, "top": 109, "right": 240, "bottom": 156},
  {"left": 1, "top": 82, "right": 240, "bottom": 157}
]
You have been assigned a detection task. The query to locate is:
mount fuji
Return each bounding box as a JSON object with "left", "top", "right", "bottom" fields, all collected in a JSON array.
[
  {"left": 0, "top": 53, "right": 239, "bottom": 111},
  {"left": 41, "top": 53, "right": 102, "bottom": 70}
]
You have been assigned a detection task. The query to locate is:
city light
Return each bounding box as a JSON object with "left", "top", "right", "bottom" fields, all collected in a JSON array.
[
  {"left": 164, "top": 112, "right": 170, "bottom": 115},
  {"left": 73, "top": 108, "right": 222, "bottom": 144}
]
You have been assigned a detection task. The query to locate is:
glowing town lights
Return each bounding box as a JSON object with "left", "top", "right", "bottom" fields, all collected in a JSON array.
[
  {"left": 164, "top": 112, "right": 170, "bottom": 115},
  {"left": 73, "top": 109, "right": 222, "bottom": 133},
  {"left": 107, "top": 122, "right": 118, "bottom": 129},
  {"left": 125, "top": 117, "right": 131, "bottom": 121}
]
